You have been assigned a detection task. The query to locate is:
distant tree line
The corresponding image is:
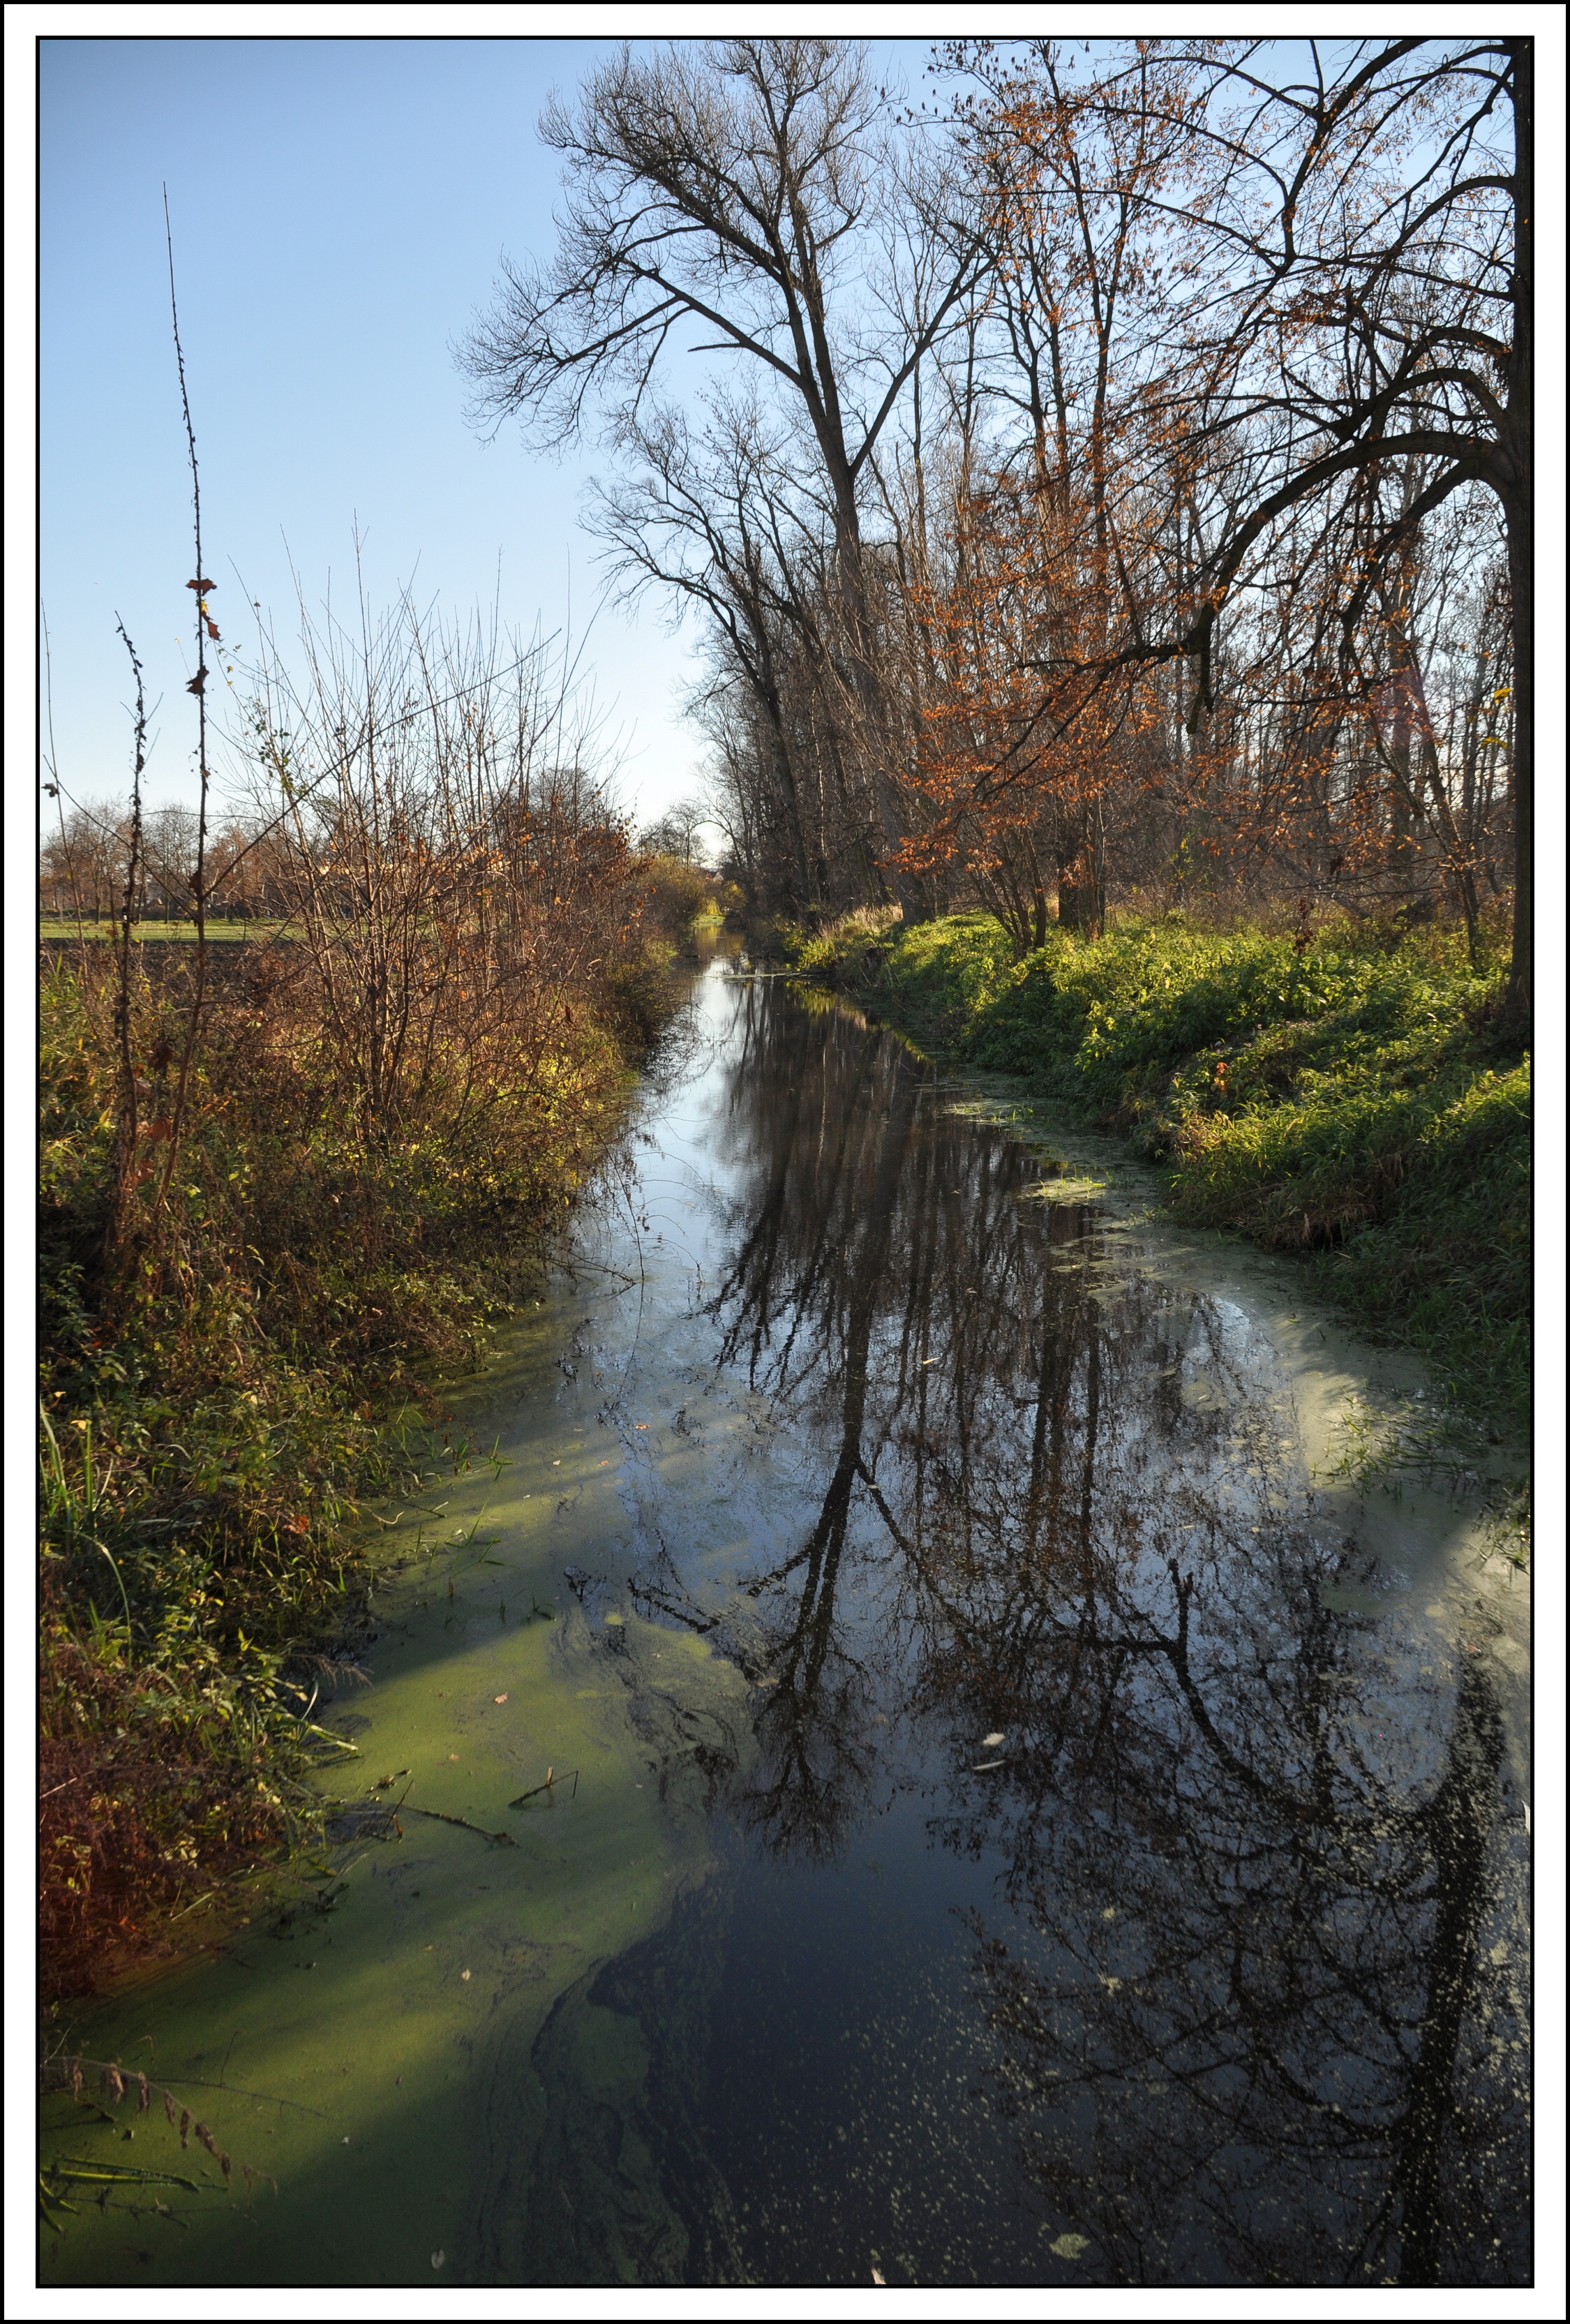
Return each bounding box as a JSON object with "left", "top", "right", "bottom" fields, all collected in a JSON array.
[{"left": 41, "top": 802, "right": 291, "bottom": 923}]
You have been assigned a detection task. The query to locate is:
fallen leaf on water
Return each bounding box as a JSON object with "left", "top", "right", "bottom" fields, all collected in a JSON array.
[{"left": 1050, "top": 2233, "right": 1089, "bottom": 2260}]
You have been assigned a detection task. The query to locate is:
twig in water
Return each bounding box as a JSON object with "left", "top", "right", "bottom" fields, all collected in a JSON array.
[
  {"left": 401, "top": 1805, "right": 517, "bottom": 1846},
  {"left": 509, "top": 1766, "right": 580, "bottom": 1807},
  {"left": 40, "top": 2053, "right": 324, "bottom": 2117}
]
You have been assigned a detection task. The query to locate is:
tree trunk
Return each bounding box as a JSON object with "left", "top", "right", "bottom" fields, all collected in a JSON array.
[
  {"left": 1503, "top": 39, "right": 1532, "bottom": 1031},
  {"left": 1504, "top": 498, "right": 1532, "bottom": 1029},
  {"left": 835, "top": 512, "right": 925, "bottom": 924},
  {"left": 1056, "top": 804, "right": 1106, "bottom": 939},
  {"left": 756, "top": 669, "right": 813, "bottom": 911}
]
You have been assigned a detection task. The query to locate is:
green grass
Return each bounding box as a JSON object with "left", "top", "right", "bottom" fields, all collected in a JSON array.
[
  {"left": 40, "top": 917, "right": 288, "bottom": 942},
  {"left": 799, "top": 909, "right": 1530, "bottom": 1451}
]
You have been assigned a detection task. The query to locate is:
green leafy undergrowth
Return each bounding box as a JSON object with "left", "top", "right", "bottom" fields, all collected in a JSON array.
[{"left": 812, "top": 910, "right": 1530, "bottom": 1446}]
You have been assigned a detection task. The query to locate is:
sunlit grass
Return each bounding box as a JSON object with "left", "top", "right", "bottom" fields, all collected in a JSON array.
[
  {"left": 39, "top": 917, "right": 289, "bottom": 942},
  {"left": 814, "top": 907, "right": 1530, "bottom": 1447}
]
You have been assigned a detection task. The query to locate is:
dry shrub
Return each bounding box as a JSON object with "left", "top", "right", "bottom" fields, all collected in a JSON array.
[
  {"left": 38, "top": 1630, "right": 286, "bottom": 2002},
  {"left": 40, "top": 595, "right": 685, "bottom": 1995}
]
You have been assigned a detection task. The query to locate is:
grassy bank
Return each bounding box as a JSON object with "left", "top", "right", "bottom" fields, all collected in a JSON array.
[
  {"left": 38, "top": 869, "right": 708, "bottom": 2001},
  {"left": 793, "top": 909, "right": 1530, "bottom": 1457},
  {"left": 40, "top": 917, "right": 283, "bottom": 942}
]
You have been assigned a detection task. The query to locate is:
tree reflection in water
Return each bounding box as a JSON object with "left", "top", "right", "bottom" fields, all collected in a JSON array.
[{"left": 627, "top": 983, "right": 1529, "bottom": 2287}]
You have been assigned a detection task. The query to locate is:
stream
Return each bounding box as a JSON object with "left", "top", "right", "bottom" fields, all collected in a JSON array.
[{"left": 42, "top": 948, "right": 1531, "bottom": 2289}]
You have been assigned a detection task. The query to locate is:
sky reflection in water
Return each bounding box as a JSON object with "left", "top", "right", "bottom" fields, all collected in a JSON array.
[{"left": 545, "top": 967, "right": 1529, "bottom": 2290}]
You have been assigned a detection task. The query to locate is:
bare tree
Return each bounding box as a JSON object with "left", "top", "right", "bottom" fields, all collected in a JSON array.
[
  {"left": 40, "top": 803, "right": 122, "bottom": 923},
  {"left": 244, "top": 577, "right": 645, "bottom": 1142},
  {"left": 461, "top": 38, "right": 985, "bottom": 911},
  {"left": 640, "top": 794, "right": 712, "bottom": 865},
  {"left": 592, "top": 398, "right": 824, "bottom": 904}
]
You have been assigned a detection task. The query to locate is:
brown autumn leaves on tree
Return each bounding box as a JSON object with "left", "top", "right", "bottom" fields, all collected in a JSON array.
[
  {"left": 465, "top": 36, "right": 1530, "bottom": 1021},
  {"left": 906, "top": 37, "right": 1530, "bottom": 995}
]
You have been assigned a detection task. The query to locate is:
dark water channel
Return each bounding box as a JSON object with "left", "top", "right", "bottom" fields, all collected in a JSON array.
[{"left": 45, "top": 956, "right": 1530, "bottom": 2291}]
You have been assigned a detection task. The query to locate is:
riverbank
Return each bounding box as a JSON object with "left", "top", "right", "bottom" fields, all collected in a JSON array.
[
  {"left": 38, "top": 881, "right": 711, "bottom": 2000},
  {"left": 40, "top": 951, "right": 1530, "bottom": 2290},
  {"left": 792, "top": 908, "right": 1530, "bottom": 1485}
]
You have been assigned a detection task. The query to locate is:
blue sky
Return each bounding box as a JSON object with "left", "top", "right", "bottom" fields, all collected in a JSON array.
[{"left": 38, "top": 35, "right": 932, "bottom": 827}]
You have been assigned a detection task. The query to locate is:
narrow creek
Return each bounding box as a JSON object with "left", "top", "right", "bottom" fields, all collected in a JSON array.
[{"left": 43, "top": 951, "right": 1531, "bottom": 2290}]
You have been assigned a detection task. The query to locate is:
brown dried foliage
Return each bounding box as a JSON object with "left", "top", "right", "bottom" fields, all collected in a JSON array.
[{"left": 38, "top": 1631, "right": 284, "bottom": 2002}]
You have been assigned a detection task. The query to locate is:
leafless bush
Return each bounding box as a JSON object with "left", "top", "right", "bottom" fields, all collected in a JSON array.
[{"left": 238, "top": 579, "right": 653, "bottom": 1145}]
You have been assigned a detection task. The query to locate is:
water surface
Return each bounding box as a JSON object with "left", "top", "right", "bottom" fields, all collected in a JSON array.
[{"left": 43, "top": 958, "right": 1530, "bottom": 2289}]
